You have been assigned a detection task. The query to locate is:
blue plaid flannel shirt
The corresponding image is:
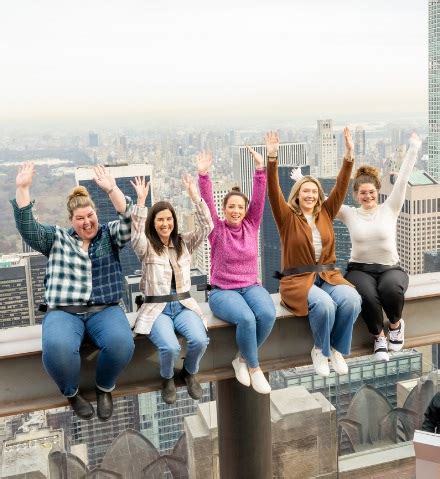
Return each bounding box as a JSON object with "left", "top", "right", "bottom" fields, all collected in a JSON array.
[{"left": 10, "top": 197, "right": 133, "bottom": 307}]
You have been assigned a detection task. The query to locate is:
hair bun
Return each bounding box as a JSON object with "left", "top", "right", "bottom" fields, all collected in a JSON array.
[
  {"left": 70, "top": 186, "right": 90, "bottom": 198},
  {"left": 231, "top": 186, "right": 241, "bottom": 193},
  {"left": 355, "top": 165, "right": 379, "bottom": 180}
]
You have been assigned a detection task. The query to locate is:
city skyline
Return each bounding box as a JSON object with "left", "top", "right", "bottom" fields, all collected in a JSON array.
[{"left": 0, "top": 1, "right": 428, "bottom": 129}]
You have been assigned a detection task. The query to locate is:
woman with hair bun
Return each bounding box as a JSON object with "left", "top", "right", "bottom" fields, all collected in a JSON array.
[
  {"left": 337, "top": 133, "right": 422, "bottom": 361},
  {"left": 11, "top": 163, "right": 135, "bottom": 421},
  {"left": 197, "top": 150, "right": 276, "bottom": 394}
]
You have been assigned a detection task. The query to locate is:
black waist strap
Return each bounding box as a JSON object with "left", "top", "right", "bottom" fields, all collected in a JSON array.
[
  {"left": 137, "top": 291, "right": 191, "bottom": 305},
  {"left": 273, "top": 264, "right": 336, "bottom": 279},
  {"left": 346, "top": 262, "right": 402, "bottom": 274}
]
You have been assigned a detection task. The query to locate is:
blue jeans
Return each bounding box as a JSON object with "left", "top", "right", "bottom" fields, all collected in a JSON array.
[
  {"left": 149, "top": 301, "right": 209, "bottom": 379},
  {"left": 308, "top": 277, "right": 362, "bottom": 357},
  {"left": 42, "top": 305, "right": 135, "bottom": 397},
  {"left": 209, "top": 285, "right": 276, "bottom": 368}
]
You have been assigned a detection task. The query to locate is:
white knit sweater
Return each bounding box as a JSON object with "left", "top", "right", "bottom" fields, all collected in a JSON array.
[{"left": 336, "top": 138, "right": 421, "bottom": 265}]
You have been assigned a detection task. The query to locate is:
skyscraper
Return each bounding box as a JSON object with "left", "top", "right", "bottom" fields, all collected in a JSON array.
[
  {"left": 317, "top": 120, "right": 338, "bottom": 178},
  {"left": 354, "top": 126, "right": 366, "bottom": 164},
  {"left": 381, "top": 169, "right": 440, "bottom": 274},
  {"left": 88, "top": 132, "right": 99, "bottom": 148},
  {"left": 75, "top": 164, "right": 153, "bottom": 300},
  {"left": 429, "top": 0, "right": 440, "bottom": 180}
]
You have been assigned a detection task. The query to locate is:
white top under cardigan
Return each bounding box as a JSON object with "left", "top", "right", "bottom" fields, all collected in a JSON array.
[{"left": 336, "top": 137, "right": 421, "bottom": 265}]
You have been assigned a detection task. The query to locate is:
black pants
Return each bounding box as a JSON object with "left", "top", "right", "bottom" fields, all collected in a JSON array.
[{"left": 345, "top": 265, "right": 409, "bottom": 336}]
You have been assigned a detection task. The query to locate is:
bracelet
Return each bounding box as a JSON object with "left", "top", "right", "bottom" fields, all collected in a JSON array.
[
  {"left": 107, "top": 186, "right": 115, "bottom": 195},
  {"left": 267, "top": 156, "right": 278, "bottom": 159}
]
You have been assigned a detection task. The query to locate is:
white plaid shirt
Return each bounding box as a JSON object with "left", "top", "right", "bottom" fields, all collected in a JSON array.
[{"left": 131, "top": 199, "right": 213, "bottom": 335}]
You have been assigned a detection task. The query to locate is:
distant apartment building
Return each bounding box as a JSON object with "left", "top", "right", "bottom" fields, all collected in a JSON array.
[
  {"left": 88, "top": 131, "right": 99, "bottom": 148},
  {"left": 317, "top": 120, "right": 338, "bottom": 178},
  {"left": 381, "top": 169, "right": 440, "bottom": 274}
]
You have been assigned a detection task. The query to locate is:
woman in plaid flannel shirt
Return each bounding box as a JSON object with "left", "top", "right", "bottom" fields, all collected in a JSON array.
[
  {"left": 12, "top": 162, "right": 135, "bottom": 422},
  {"left": 131, "top": 174, "right": 213, "bottom": 405}
]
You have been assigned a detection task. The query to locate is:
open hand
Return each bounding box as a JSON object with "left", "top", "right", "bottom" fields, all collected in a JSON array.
[
  {"left": 265, "top": 131, "right": 280, "bottom": 159},
  {"left": 196, "top": 151, "right": 212, "bottom": 175},
  {"left": 246, "top": 146, "right": 264, "bottom": 169},
  {"left": 16, "top": 162, "right": 35, "bottom": 189},
  {"left": 344, "top": 127, "right": 354, "bottom": 158},
  {"left": 182, "top": 173, "right": 200, "bottom": 202},
  {"left": 93, "top": 165, "right": 116, "bottom": 193},
  {"left": 130, "top": 176, "right": 150, "bottom": 207}
]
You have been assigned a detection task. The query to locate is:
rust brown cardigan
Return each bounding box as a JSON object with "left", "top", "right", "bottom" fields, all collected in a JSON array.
[{"left": 267, "top": 158, "right": 355, "bottom": 316}]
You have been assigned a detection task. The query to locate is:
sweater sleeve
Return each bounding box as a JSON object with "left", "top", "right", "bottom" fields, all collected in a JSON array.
[
  {"left": 198, "top": 173, "right": 220, "bottom": 225},
  {"left": 267, "top": 160, "right": 291, "bottom": 230},
  {"left": 131, "top": 205, "right": 150, "bottom": 261},
  {"left": 246, "top": 168, "right": 267, "bottom": 227},
  {"left": 181, "top": 199, "right": 214, "bottom": 254},
  {"left": 385, "top": 138, "right": 421, "bottom": 214},
  {"left": 323, "top": 159, "right": 354, "bottom": 219}
]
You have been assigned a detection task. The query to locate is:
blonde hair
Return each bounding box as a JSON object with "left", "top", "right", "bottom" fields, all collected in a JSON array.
[
  {"left": 287, "top": 176, "right": 325, "bottom": 216},
  {"left": 353, "top": 165, "right": 381, "bottom": 192},
  {"left": 67, "top": 186, "right": 95, "bottom": 219}
]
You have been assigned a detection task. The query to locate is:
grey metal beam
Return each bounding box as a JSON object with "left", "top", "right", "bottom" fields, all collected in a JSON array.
[{"left": 1, "top": 273, "right": 440, "bottom": 416}]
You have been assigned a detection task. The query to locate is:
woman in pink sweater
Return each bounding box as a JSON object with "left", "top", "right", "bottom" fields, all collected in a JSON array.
[{"left": 197, "top": 149, "right": 276, "bottom": 394}]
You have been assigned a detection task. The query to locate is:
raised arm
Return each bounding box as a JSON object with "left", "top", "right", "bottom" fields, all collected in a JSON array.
[
  {"left": 129, "top": 176, "right": 151, "bottom": 259},
  {"left": 181, "top": 174, "right": 214, "bottom": 253},
  {"left": 385, "top": 133, "right": 422, "bottom": 213},
  {"left": 245, "top": 146, "right": 267, "bottom": 226},
  {"left": 266, "top": 131, "right": 291, "bottom": 228},
  {"left": 93, "top": 165, "right": 126, "bottom": 214},
  {"left": 12, "top": 162, "right": 56, "bottom": 255},
  {"left": 324, "top": 127, "right": 355, "bottom": 219},
  {"left": 196, "top": 151, "right": 220, "bottom": 224}
]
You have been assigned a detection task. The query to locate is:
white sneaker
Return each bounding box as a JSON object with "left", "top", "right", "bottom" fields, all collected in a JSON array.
[
  {"left": 232, "top": 357, "right": 250, "bottom": 387},
  {"left": 330, "top": 348, "right": 348, "bottom": 375},
  {"left": 250, "top": 370, "right": 271, "bottom": 394},
  {"left": 388, "top": 319, "right": 405, "bottom": 352},
  {"left": 373, "top": 336, "right": 389, "bottom": 361},
  {"left": 311, "top": 346, "right": 330, "bottom": 377}
]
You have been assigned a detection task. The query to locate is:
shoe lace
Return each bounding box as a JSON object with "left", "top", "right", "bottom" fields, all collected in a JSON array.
[{"left": 375, "top": 336, "right": 387, "bottom": 348}]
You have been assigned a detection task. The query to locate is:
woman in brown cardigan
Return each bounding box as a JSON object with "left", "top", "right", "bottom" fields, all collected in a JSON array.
[{"left": 266, "top": 128, "right": 361, "bottom": 377}]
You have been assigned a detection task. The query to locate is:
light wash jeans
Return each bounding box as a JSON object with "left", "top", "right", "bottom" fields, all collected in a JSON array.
[
  {"left": 149, "top": 301, "right": 209, "bottom": 379},
  {"left": 208, "top": 285, "right": 276, "bottom": 368},
  {"left": 42, "top": 305, "right": 135, "bottom": 397},
  {"left": 307, "top": 277, "right": 362, "bottom": 357}
]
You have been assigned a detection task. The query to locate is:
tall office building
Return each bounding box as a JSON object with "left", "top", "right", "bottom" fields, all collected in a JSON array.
[
  {"left": 317, "top": 120, "right": 338, "bottom": 177},
  {"left": 429, "top": 0, "right": 440, "bottom": 180},
  {"left": 0, "top": 255, "right": 32, "bottom": 328},
  {"left": 354, "top": 126, "right": 366, "bottom": 164},
  {"left": 381, "top": 169, "right": 440, "bottom": 274},
  {"left": 232, "top": 143, "right": 307, "bottom": 200},
  {"left": 76, "top": 164, "right": 153, "bottom": 303}
]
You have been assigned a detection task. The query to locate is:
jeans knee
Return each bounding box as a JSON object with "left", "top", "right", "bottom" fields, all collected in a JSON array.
[
  {"left": 189, "top": 335, "right": 209, "bottom": 353},
  {"left": 160, "top": 342, "right": 181, "bottom": 359},
  {"left": 311, "top": 298, "right": 335, "bottom": 318}
]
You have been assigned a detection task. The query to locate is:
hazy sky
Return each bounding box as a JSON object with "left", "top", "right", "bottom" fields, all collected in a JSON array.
[{"left": 0, "top": 0, "right": 428, "bottom": 127}]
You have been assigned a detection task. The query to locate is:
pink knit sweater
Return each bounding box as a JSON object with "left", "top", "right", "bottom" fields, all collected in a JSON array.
[{"left": 198, "top": 168, "right": 266, "bottom": 289}]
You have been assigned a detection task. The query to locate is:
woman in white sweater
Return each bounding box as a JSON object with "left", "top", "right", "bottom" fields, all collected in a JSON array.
[{"left": 336, "top": 133, "right": 422, "bottom": 361}]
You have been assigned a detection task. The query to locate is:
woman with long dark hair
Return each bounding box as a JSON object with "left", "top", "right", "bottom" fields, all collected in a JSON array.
[{"left": 131, "top": 175, "right": 213, "bottom": 404}]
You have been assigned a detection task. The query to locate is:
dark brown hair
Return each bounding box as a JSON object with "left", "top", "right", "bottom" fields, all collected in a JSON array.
[
  {"left": 145, "top": 201, "right": 183, "bottom": 259},
  {"left": 67, "top": 186, "right": 96, "bottom": 220},
  {"left": 353, "top": 165, "right": 381, "bottom": 192},
  {"left": 222, "top": 186, "right": 249, "bottom": 209}
]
